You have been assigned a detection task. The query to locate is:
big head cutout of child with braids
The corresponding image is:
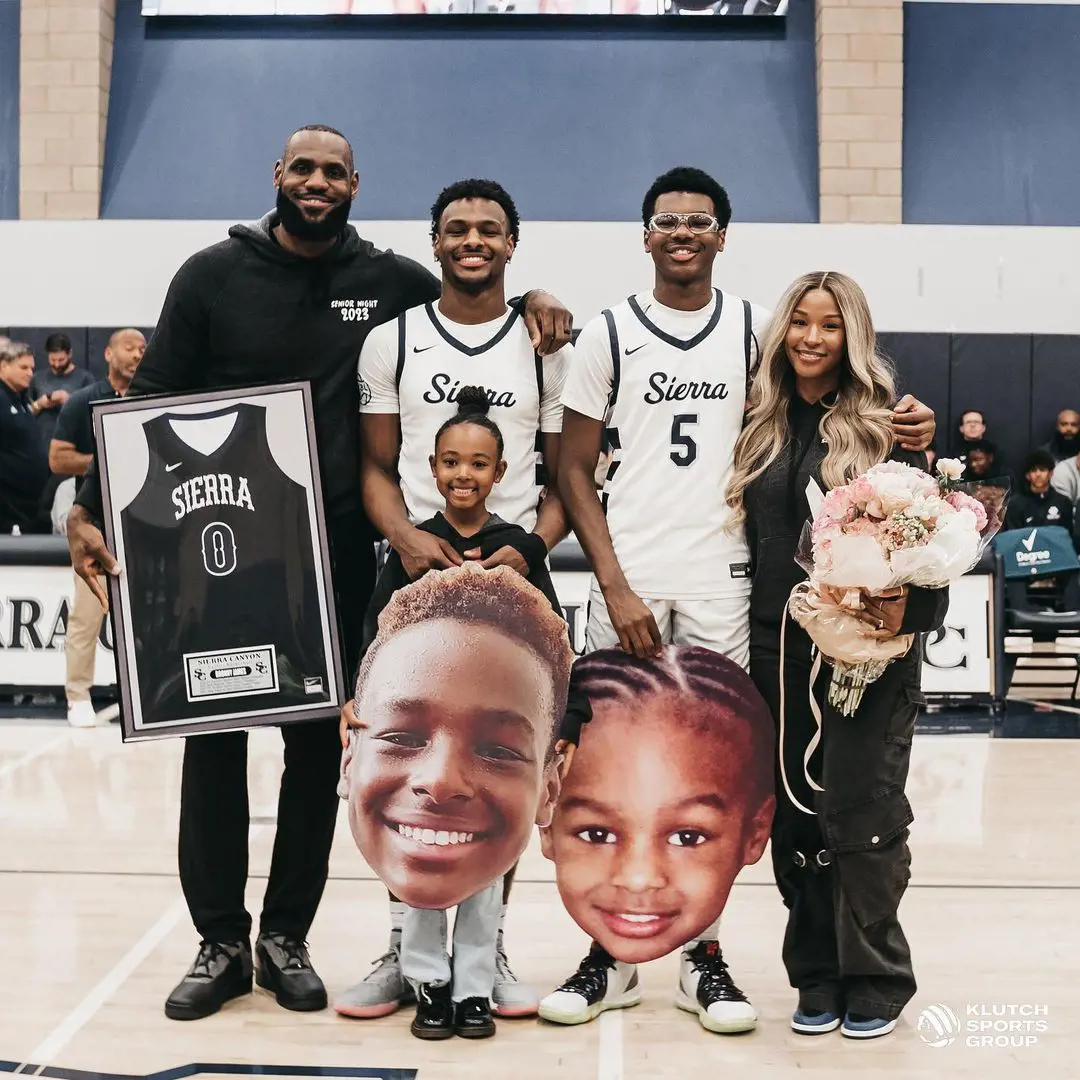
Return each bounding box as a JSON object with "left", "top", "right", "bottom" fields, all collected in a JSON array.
[
  {"left": 542, "top": 646, "right": 776, "bottom": 964},
  {"left": 340, "top": 562, "right": 574, "bottom": 910}
]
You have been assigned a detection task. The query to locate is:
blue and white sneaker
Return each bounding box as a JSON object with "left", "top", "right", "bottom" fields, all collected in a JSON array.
[
  {"left": 791, "top": 1006, "right": 841, "bottom": 1035},
  {"left": 841, "top": 1013, "right": 899, "bottom": 1039}
]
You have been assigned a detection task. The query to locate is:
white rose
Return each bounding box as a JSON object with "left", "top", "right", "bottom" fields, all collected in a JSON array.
[{"left": 936, "top": 457, "right": 964, "bottom": 481}]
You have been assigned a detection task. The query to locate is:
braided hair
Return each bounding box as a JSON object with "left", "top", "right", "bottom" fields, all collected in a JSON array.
[
  {"left": 562, "top": 646, "right": 774, "bottom": 808},
  {"left": 434, "top": 385, "right": 505, "bottom": 460}
]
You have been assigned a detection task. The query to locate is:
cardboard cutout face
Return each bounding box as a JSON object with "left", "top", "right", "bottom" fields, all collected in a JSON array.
[
  {"left": 541, "top": 646, "right": 776, "bottom": 964},
  {"left": 340, "top": 563, "right": 570, "bottom": 910}
]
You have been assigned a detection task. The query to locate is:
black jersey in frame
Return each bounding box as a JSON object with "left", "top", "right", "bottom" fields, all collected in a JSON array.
[{"left": 119, "top": 402, "right": 329, "bottom": 726}]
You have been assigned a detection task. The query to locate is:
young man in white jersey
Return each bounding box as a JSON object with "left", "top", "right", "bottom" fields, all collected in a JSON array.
[
  {"left": 543, "top": 167, "right": 935, "bottom": 1034},
  {"left": 339, "top": 178, "right": 573, "bottom": 1022}
]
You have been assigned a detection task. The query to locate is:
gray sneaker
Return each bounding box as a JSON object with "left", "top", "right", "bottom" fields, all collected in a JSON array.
[
  {"left": 334, "top": 934, "right": 415, "bottom": 1019},
  {"left": 492, "top": 931, "right": 538, "bottom": 1018}
]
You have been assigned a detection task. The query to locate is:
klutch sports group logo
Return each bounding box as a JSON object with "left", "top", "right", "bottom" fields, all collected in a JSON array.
[
  {"left": 917, "top": 1002, "right": 1049, "bottom": 1049},
  {"left": 917, "top": 1004, "right": 962, "bottom": 1047}
]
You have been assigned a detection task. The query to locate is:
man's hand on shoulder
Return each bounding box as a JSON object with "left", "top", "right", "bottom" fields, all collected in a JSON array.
[
  {"left": 522, "top": 290, "right": 574, "bottom": 356},
  {"left": 395, "top": 525, "right": 463, "bottom": 580},
  {"left": 892, "top": 394, "right": 936, "bottom": 452}
]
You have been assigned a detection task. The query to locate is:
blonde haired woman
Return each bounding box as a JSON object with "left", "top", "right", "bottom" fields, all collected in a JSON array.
[{"left": 728, "top": 272, "right": 947, "bottom": 1040}]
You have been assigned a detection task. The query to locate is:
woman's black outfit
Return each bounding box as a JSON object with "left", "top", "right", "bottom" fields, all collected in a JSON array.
[{"left": 744, "top": 393, "right": 948, "bottom": 1021}]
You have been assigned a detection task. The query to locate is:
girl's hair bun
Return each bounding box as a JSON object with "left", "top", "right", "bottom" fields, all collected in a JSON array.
[{"left": 455, "top": 385, "right": 491, "bottom": 416}]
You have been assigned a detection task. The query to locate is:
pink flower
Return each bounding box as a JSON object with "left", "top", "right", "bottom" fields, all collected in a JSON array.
[
  {"left": 847, "top": 477, "right": 876, "bottom": 509},
  {"left": 946, "top": 490, "right": 988, "bottom": 531},
  {"left": 844, "top": 516, "right": 881, "bottom": 537}
]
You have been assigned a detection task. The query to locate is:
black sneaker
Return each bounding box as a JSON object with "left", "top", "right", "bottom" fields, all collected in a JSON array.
[
  {"left": 453, "top": 997, "right": 496, "bottom": 1039},
  {"left": 255, "top": 932, "right": 327, "bottom": 1012},
  {"left": 675, "top": 941, "right": 757, "bottom": 1034},
  {"left": 410, "top": 981, "right": 455, "bottom": 1040},
  {"left": 164, "top": 940, "right": 252, "bottom": 1021},
  {"left": 537, "top": 942, "right": 642, "bottom": 1025}
]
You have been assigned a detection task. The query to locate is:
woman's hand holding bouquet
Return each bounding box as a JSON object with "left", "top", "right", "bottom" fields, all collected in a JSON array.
[{"left": 788, "top": 458, "right": 1007, "bottom": 715}]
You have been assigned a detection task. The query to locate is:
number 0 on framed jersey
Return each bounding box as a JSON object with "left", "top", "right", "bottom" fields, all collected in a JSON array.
[{"left": 92, "top": 382, "right": 345, "bottom": 742}]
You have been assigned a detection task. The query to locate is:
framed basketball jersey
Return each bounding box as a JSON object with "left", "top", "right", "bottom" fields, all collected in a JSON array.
[{"left": 92, "top": 383, "right": 345, "bottom": 741}]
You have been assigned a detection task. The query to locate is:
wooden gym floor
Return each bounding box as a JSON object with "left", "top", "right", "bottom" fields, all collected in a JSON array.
[{"left": 1, "top": 720, "right": 1077, "bottom": 1080}]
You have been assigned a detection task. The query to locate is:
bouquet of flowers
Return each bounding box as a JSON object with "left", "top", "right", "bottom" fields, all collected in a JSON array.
[{"left": 788, "top": 458, "right": 1007, "bottom": 715}]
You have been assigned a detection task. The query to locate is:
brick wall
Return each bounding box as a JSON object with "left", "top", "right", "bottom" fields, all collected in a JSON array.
[
  {"left": 19, "top": 0, "right": 116, "bottom": 219},
  {"left": 816, "top": 0, "right": 903, "bottom": 224}
]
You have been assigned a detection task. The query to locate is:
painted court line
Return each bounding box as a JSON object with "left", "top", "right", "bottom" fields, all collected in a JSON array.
[
  {"left": 29, "top": 898, "right": 189, "bottom": 1064},
  {"left": 28, "top": 818, "right": 273, "bottom": 1065},
  {"left": 596, "top": 1008, "right": 624, "bottom": 1080},
  {"left": 0, "top": 734, "right": 71, "bottom": 784}
]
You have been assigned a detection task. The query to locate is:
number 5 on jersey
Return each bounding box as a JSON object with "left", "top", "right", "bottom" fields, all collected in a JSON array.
[{"left": 670, "top": 414, "right": 698, "bottom": 467}]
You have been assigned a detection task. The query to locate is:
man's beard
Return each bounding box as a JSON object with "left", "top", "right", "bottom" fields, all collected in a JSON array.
[
  {"left": 1054, "top": 432, "right": 1080, "bottom": 458},
  {"left": 276, "top": 187, "right": 351, "bottom": 243}
]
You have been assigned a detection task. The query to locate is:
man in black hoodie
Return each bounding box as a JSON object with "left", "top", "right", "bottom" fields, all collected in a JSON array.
[
  {"left": 1006, "top": 449, "right": 1075, "bottom": 540},
  {"left": 65, "top": 124, "right": 573, "bottom": 1022}
]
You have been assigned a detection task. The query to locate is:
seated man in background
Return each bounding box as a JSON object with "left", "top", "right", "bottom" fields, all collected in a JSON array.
[
  {"left": 961, "top": 439, "right": 1002, "bottom": 484},
  {"left": 1040, "top": 408, "right": 1080, "bottom": 464},
  {"left": 50, "top": 328, "right": 145, "bottom": 727},
  {"left": 1006, "top": 450, "right": 1074, "bottom": 542},
  {"left": 1051, "top": 442, "right": 1080, "bottom": 507}
]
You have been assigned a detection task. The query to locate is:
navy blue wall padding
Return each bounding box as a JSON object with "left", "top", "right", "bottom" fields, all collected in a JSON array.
[
  {"left": 102, "top": 0, "right": 818, "bottom": 222},
  {"left": 8, "top": 328, "right": 92, "bottom": 374},
  {"left": 6, "top": 325, "right": 1074, "bottom": 471},
  {"left": 877, "top": 331, "right": 951, "bottom": 450},
  {"left": 0, "top": 0, "right": 19, "bottom": 220},
  {"left": 904, "top": 1, "right": 1080, "bottom": 225},
  {"left": 949, "top": 333, "right": 1032, "bottom": 472},
  {"left": 1031, "top": 335, "right": 1080, "bottom": 452}
]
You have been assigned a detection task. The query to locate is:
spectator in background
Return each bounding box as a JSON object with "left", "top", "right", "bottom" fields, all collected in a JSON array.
[
  {"left": 952, "top": 408, "right": 987, "bottom": 462},
  {"left": 1040, "top": 408, "right": 1080, "bottom": 464},
  {"left": 1006, "top": 450, "right": 1074, "bottom": 540},
  {"left": 1051, "top": 445, "right": 1080, "bottom": 507},
  {"left": 30, "top": 332, "right": 94, "bottom": 445},
  {"left": 50, "top": 328, "right": 145, "bottom": 728},
  {"left": 961, "top": 438, "right": 1002, "bottom": 483},
  {"left": 0, "top": 342, "right": 50, "bottom": 534}
]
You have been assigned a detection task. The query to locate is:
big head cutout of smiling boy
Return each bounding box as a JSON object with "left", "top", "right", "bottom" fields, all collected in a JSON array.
[
  {"left": 340, "top": 562, "right": 573, "bottom": 910},
  {"left": 542, "top": 646, "right": 776, "bottom": 964}
]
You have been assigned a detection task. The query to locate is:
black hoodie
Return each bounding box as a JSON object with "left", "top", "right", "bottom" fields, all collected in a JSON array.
[{"left": 76, "top": 210, "right": 440, "bottom": 526}]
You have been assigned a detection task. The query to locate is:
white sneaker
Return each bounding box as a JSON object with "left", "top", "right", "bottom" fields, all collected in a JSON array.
[
  {"left": 538, "top": 943, "right": 641, "bottom": 1025},
  {"left": 67, "top": 700, "right": 97, "bottom": 728},
  {"left": 675, "top": 941, "right": 757, "bottom": 1034},
  {"left": 492, "top": 931, "right": 538, "bottom": 1017}
]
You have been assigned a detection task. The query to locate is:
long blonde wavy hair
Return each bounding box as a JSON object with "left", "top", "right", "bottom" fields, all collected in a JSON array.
[{"left": 726, "top": 271, "right": 896, "bottom": 528}]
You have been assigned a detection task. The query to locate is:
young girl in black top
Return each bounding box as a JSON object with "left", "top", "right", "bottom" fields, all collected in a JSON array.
[{"left": 359, "top": 386, "right": 568, "bottom": 648}]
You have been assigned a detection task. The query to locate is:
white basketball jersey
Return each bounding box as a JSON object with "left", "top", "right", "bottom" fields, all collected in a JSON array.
[
  {"left": 563, "top": 289, "right": 755, "bottom": 600},
  {"left": 358, "top": 303, "right": 569, "bottom": 530}
]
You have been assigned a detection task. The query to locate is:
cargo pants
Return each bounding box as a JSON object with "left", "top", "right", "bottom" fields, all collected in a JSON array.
[{"left": 750, "top": 617, "right": 919, "bottom": 1020}]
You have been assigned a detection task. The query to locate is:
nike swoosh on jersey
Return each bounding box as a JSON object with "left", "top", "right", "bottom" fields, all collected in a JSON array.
[
  {"left": 624, "top": 344, "right": 647, "bottom": 355},
  {"left": 413, "top": 344, "right": 436, "bottom": 353},
  {"left": 165, "top": 462, "right": 182, "bottom": 472}
]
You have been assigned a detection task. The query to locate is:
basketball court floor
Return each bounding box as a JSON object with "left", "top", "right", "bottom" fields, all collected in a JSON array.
[{"left": 1, "top": 717, "right": 1077, "bottom": 1080}]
